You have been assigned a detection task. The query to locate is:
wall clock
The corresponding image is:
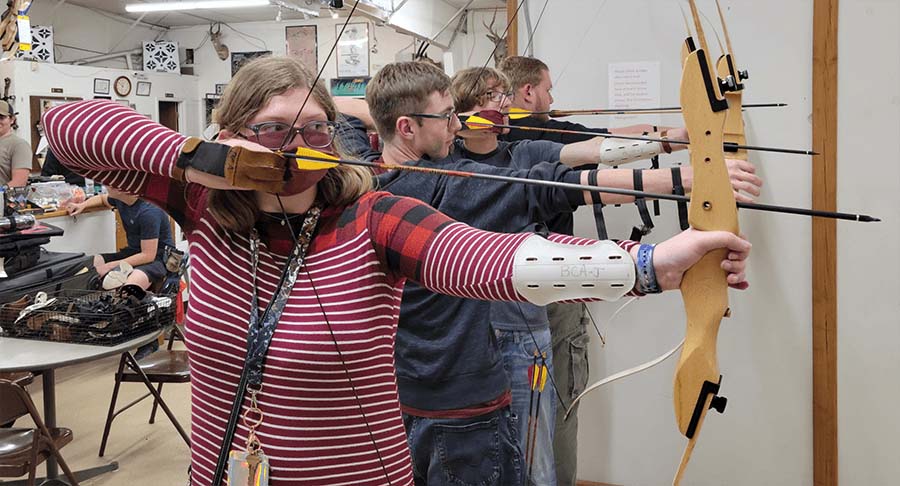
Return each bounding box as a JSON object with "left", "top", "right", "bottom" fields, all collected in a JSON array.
[{"left": 114, "top": 76, "right": 132, "bottom": 97}]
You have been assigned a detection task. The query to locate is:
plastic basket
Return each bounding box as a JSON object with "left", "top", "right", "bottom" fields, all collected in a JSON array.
[{"left": 0, "top": 288, "right": 175, "bottom": 346}]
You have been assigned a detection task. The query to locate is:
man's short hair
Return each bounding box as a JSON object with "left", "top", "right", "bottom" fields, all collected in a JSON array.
[
  {"left": 499, "top": 56, "right": 550, "bottom": 92},
  {"left": 367, "top": 61, "right": 451, "bottom": 142},
  {"left": 450, "top": 67, "right": 510, "bottom": 113}
]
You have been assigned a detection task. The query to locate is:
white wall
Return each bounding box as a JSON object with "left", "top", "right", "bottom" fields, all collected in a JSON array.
[
  {"left": 0, "top": 61, "right": 201, "bottom": 147},
  {"left": 518, "top": 0, "right": 897, "bottom": 485},
  {"left": 161, "top": 16, "right": 418, "bottom": 134},
  {"left": 24, "top": 1, "right": 494, "bottom": 137},
  {"left": 27, "top": 1, "right": 167, "bottom": 68},
  {"left": 837, "top": 1, "right": 900, "bottom": 485}
]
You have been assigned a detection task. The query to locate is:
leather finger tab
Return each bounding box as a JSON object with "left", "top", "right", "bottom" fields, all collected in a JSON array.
[{"left": 224, "top": 146, "right": 242, "bottom": 185}]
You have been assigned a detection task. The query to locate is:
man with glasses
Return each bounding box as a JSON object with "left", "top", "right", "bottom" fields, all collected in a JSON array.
[
  {"left": 0, "top": 101, "right": 31, "bottom": 187},
  {"left": 366, "top": 61, "right": 759, "bottom": 485}
]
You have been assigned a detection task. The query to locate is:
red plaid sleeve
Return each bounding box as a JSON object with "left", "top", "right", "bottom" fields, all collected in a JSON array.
[
  {"left": 41, "top": 100, "right": 204, "bottom": 230},
  {"left": 362, "top": 192, "right": 455, "bottom": 282},
  {"left": 361, "top": 191, "right": 642, "bottom": 300}
]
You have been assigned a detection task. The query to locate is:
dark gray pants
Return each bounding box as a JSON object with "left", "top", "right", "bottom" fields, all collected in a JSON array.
[{"left": 547, "top": 302, "right": 590, "bottom": 486}]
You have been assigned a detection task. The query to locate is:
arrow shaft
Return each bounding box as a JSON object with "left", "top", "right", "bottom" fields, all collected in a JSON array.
[
  {"left": 469, "top": 120, "right": 816, "bottom": 155},
  {"left": 283, "top": 153, "right": 878, "bottom": 222},
  {"left": 508, "top": 102, "right": 786, "bottom": 117}
]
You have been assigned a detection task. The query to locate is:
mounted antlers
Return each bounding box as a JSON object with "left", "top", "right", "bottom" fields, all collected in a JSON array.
[
  {"left": 210, "top": 23, "right": 229, "bottom": 61},
  {"left": 483, "top": 10, "right": 508, "bottom": 67}
]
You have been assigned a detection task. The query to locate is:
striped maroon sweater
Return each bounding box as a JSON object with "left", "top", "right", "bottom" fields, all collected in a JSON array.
[{"left": 43, "top": 100, "right": 637, "bottom": 485}]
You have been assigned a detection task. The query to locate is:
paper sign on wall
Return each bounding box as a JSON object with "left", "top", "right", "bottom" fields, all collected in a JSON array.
[
  {"left": 16, "top": 15, "right": 31, "bottom": 51},
  {"left": 608, "top": 61, "right": 660, "bottom": 123}
]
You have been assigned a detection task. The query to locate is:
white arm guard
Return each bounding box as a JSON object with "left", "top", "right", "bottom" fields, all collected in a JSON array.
[
  {"left": 513, "top": 235, "right": 635, "bottom": 305},
  {"left": 598, "top": 137, "right": 663, "bottom": 166}
]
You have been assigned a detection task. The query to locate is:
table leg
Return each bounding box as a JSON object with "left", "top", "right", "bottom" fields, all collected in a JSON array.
[
  {"left": 3, "top": 461, "right": 119, "bottom": 486},
  {"left": 42, "top": 368, "right": 59, "bottom": 480}
]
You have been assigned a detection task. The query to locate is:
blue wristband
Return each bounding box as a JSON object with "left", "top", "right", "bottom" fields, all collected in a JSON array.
[{"left": 636, "top": 243, "right": 662, "bottom": 294}]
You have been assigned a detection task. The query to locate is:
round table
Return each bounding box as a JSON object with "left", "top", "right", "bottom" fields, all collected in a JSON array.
[{"left": 0, "top": 331, "right": 161, "bottom": 485}]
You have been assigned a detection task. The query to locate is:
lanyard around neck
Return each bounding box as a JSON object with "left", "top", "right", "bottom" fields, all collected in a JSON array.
[
  {"left": 212, "top": 204, "right": 322, "bottom": 486},
  {"left": 245, "top": 204, "right": 322, "bottom": 388}
]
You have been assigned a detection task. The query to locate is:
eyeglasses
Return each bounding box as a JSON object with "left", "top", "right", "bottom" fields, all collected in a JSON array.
[
  {"left": 242, "top": 120, "right": 337, "bottom": 150},
  {"left": 406, "top": 111, "right": 458, "bottom": 129},
  {"left": 483, "top": 90, "right": 513, "bottom": 103}
]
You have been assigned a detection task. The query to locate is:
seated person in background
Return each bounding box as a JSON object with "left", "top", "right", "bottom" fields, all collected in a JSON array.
[
  {"left": 0, "top": 101, "right": 32, "bottom": 187},
  {"left": 67, "top": 188, "right": 174, "bottom": 290}
]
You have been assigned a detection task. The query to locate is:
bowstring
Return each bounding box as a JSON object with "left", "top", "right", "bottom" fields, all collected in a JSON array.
[
  {"left": 459, "top": 0, "right": 527, "bottom": 104},
  {"left": 275, "top": 194, "right": 394, "bottom": 485},
  {"left": 277, "top": 0, "right": 360, "bottom": 152},
  {"left": 521, "top": 0, "right": 550, "bottom": 59},
  {"left": 271, "top": 1, "right": 394, "bottom": 483}
]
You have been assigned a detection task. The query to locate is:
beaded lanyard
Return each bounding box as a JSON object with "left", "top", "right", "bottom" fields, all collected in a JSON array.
[{"left": 210, "top": 204, "right": 322, "bottom": 486}]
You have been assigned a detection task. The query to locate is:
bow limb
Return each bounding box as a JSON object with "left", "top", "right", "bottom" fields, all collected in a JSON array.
[
  {"left": 714, "top": 0, "right": 749, "bottom": 162},
  {"left": 564, "top": 338, "right": 684, "bottom": 420},
  {"left": 671, "top": 1, "right": 737, "bottom": 485}
]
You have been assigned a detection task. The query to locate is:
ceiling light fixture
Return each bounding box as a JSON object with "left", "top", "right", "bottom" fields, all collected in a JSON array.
[
  {"left": 125, "top": 0, "right": 269, "bottom": 12},
  {"left": 270, "top": 0, "right": 320, "bottom": 17}
]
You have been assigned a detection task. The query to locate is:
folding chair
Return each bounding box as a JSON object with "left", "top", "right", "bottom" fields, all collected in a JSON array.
[
  {"left": 0, "top": 378, "right": 79, "bottom": 486},
  {"left": 98, "top": 325, "right": 190, "bottom": 457}
]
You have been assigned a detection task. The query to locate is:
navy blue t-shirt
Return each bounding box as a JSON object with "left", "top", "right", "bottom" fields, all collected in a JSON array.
[{"left": 109, "top": 197, "right": 174, "bottom": 259}]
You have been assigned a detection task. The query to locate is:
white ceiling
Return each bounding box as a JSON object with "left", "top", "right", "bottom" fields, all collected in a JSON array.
[{"left": 63, "top": 0, "right": 504, "bottom": 28}]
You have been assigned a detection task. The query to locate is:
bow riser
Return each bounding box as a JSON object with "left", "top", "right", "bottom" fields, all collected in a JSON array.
[
  {"left": 671, "top": 5, "right": 739, "bottom": 476},
  {"left": 674, "top": 42, "right": 736, "bottom": 419}
]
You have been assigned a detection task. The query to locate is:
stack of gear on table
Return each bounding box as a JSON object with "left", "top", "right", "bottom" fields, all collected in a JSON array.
[
  {"left": 0, "top": 284, "right": 175, "bottom": 346},
  {"left": 0, "top": 212, "right": 98, "bottom": 303},
  {"left": 0, "top": 213, "right": 48, "bottom": 276}
]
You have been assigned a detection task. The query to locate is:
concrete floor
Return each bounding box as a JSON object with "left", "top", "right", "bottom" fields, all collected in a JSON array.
[{"left": 1, "top": 343, "right": 191, "bottom": 486}]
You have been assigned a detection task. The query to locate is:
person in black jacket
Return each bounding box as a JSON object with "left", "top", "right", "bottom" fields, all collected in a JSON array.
[{"left": 41, "top": 148, "right": 85, "bottom": 186}]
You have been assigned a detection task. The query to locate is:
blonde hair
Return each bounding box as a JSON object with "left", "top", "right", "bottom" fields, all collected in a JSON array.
[
  {"left": 366, "top": 61, "right": 451, "bottom": 142},
  {"left": 450, "top": 67, "right": 509, "bottom": 113},
  {"left": 499, "top": 56, "right": 549, "bottom": 92},
  {"left": 209, "top": 56, "right": 372, "bottom": 232}
]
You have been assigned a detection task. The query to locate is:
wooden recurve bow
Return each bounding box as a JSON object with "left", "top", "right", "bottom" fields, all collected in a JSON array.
[{"left": 671, "top": 1, "right": 737, "bottom": 484}]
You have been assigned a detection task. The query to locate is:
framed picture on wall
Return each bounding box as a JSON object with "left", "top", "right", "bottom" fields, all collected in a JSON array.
[
  {"left": 215, "top": 83, "right": 227, "bottom": 96},
  {"left": 93, "top": 78, "right": 110, "bottom": 95},
  {"left": 330, "top": 77, "right": 370, "bottom": 97},
  {"left": 136, "top": 81, "right": 151, "bottom": 96},
  {"left": 285, "top": 25, "right": 317, "bottom": 72},
  {"left": 231, "top": 51, "right": 271, "bottom": 77},
  {"left": 204, "top": 95, "right": 220, "bottom": 130},
  {"left": 336, "top": 23, "right": 369, "bottom": 77}
]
